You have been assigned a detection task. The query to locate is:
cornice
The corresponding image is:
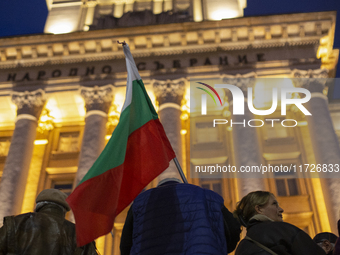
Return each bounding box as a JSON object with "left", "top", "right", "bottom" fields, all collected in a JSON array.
[{"left": 0, "top": 11, "right": 335, "bottom": 69}]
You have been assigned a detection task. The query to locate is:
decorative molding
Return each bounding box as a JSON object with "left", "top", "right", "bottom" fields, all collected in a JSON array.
[
  {"left": 311, "top": 92, "right": 328, "bottom": 101},
  {"left": 86, "top": 110, "right": 108, "bottom": 118},
  {"left": 11, "top": 89, "right": 45, "bottom": 118},
  {"left": 159, "top": 103, "right": 182, "bottom": 111},
  {"left": 152, "top": 78, "right": 186, "bottom": 105},
  {"left": 15, "top": 114, "right": 38, "bottom": 123},
  {"left": 291, "top": 69, "right": 329, "bottom": 93},
  {"left": 80, "top": 84, "right": 114, "bottom": 114},
  {"left": 0, "top": 11, "right": 335, "bottom": 68},
  {"left": 221, "top": 72, "right": 257, "bottom": 95}
]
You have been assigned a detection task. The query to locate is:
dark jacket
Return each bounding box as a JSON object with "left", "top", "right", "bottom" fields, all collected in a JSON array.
[
  {"left": 333, "top": 220, "right": 340, "bottom": 255},
  {"left": 0, "top": 204, "right": 98, "bottom": 255},
  {"left": 120, "top": 182, "right": 241, "bottom": 255},
  {"left": 235, "top": 218, "right": 326, "bottom": 255}
]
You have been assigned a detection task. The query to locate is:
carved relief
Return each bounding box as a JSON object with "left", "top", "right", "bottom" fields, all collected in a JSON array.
[
  {"left": 80, "top": 84, "right": 114, "bottom": 113},
  {"left": 11, "top": 89, "right": 45, "bottom": 118},
  {"left": 291, "top": 69, "right": 329, "bottom": 93},
  {"left": 153, "top": 78, "right": 186, "bottom": 105},
  {"left": 221, "top": 72, "right": 257, "bottom": 98}
]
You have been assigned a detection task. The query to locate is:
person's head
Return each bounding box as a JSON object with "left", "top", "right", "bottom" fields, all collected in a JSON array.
[
  {"left": 35, "top": 189, "right": 70, "bottom": 214},
  {"left": 313, "top": 232, "right": 338, "bottom": 254},
  {"left": 234, "top": 191, "right": 284, "bottom": 226},
  {"left": 157, "top": 178, "right": 182, "bottom": 187}
]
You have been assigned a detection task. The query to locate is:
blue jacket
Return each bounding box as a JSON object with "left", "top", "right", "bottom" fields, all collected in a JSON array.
[{"left": 128, "top": 182, "right": 228, "bottom": 255}]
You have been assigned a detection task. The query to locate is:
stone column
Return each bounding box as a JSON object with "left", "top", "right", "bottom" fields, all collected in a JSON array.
[
  {"left": 75, "top": 85, "right": 114, "bottom": 185},
  {"left": 293, "top": 69, "right": 340, "bottom": 230},
  {"left": 153, "top": 79, "right": 186, "bottom": 181},
  {"left": 222, "top": 73, "right": 266, "bottom": 197},
  {"left": 0, "top": 89, "right": 45, "bottom": 219}
]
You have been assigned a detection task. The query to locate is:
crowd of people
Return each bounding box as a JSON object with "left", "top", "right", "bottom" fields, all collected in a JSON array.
[
  {"left": 121, "top": 179, "right": 340, "bottom": 255},
  {"left": 0, "top": 181, "right": 339, "bottom": 254}
]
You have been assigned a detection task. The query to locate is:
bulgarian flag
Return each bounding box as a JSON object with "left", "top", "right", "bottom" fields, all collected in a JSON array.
[{"left": 66, "top": 43, "right": 176, "bottom": 246}]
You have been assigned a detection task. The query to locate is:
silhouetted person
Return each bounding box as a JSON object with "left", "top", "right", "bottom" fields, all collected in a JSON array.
[
  {"left": 313, "top": 232, "right": 338, "bottom": 255},
  {"left": 0, "top": 189, "right": 98, "bottom": 255},
  {"left": 120, "top": 178, "right": 241, "bottom": 254}
]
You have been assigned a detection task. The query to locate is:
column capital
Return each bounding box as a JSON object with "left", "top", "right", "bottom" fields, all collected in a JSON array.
[
  {"left": 152, "top": 78, "right": 186, "bottom": 106},
  {"left": 80, "top": 84, "right": 114, "bottom": 114},
  {"left": 11, "top": 89, "right": 45, "bottom": 119},
  {"left": 221, "top": 72, "right": 257, "bottom": 98},
  {"left": 291, "top": 69, "right": 328, "bottom": 93}
]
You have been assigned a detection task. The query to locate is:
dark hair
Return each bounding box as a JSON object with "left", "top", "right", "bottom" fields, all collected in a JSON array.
[{"left": 233, "top": 191, "right": 273, "bottom": 227}]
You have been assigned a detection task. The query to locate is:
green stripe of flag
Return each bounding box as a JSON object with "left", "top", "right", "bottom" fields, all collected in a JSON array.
[{"left": 78, "top": 79, "right": 158, "bottom": 185}]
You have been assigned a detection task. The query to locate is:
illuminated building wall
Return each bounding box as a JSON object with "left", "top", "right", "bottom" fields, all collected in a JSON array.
[{"left": 0, "top": 3, "right": 339, "bottom": 254}]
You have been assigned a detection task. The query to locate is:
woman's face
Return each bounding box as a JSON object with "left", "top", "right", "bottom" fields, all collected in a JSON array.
[{"left": 256, "top": 194, "right": 284, "bottom": 222}]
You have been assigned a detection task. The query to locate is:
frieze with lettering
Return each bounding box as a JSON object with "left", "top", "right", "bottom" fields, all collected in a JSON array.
[{"left": 3, "top": 53, "right": 265, "bottom": 83}]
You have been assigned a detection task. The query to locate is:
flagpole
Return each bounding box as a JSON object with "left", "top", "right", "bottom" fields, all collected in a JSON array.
[
  {"left": 173, "top": 157, "right": 188, "bottom": 183},
  {"left": 119, "top": 40, "right": 187, "bottom": 184}
]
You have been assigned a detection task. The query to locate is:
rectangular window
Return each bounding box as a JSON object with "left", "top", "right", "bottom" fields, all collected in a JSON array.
[
  {"left": 196, "top": 122, "right": 219, "bottom": 143},
  {"left": 274, "top": 165, "right": 299, "bottom": 196},
  {"left": 51, "top": 181, "right": 74, "bottom": 196},
  {"left": 200, "top": 179, "right": 223, "bottom": 197}
]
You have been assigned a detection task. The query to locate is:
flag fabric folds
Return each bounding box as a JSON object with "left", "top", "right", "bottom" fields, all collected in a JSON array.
[{"left": 66, "top": 43, "right": 176, "bottom": 247}]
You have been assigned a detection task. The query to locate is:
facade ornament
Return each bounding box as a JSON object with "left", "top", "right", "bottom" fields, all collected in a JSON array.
[
  {"left": 80, "top": 84, "right": 114, "bottom": 113},
  {"left": 221, "top": 72, "right": 257, "bottom": 99},
  {"left": 11, "top": 89, "right": 45, "bottom": 118},
  {"left": 37, "top": 108, "right": 54, "bottom": 133},
  {"left": 153, "top": 78, "right": 186, "bottom": 105},
  {"left": 291, "top": 69, "right": 329, "bottom": 93}
]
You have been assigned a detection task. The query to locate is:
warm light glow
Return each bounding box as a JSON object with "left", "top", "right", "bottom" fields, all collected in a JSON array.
[
  {"left": 34, "top": 139, "right": 48, "bottom": 145},
  {"left": 113, "top": 93, "right": 126, "bottom": 113},
  {"left": 21, "top": 143, "right": 46, "bottom": 213},
  {"left": 320, "top": 35, "right": 329, "bottom": 45},
  {"left": 74, "top": 94, "right": 86, "bottom": 118},
  {"left": 180, "top": 113, "right": 189, "bottom": 120},
  {"left": 181, "top": 88, "right": 190, "bottom": 112},
  {"left": 210, "top": 9, "right": 239, "bottom": 20},
  {"left": 48, "top": 21, "right": 74, "bottom": 34},
  {"left": 317, "top": 47, "right": 329, "bottom": 59},
  {"left": 45, "top": 98, "right": 62, "bottom": 121},
  {"left": 105, "top": 135, "right": 112, "bottom": 140},
  {"left": 311, "top": 178, "right": 332, "bottom": 232},
  {"left": 146, "top": 90, "right": 158, "bottom": 112},
  {"left": 96, "top": 235, "right": 106, "bottom": 255},
  {"left": 180, "top": 129, "right": 187, "bottom": 135}
]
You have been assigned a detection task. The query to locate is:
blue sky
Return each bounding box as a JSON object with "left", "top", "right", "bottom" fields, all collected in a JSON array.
[{"left": 0, "top": 0, "right": 48, "bottom": 37}]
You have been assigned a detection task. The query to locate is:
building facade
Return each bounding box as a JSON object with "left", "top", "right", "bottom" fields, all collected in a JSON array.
[{"left": 0, "top": 1, "right": 339, "bottom": 254}]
